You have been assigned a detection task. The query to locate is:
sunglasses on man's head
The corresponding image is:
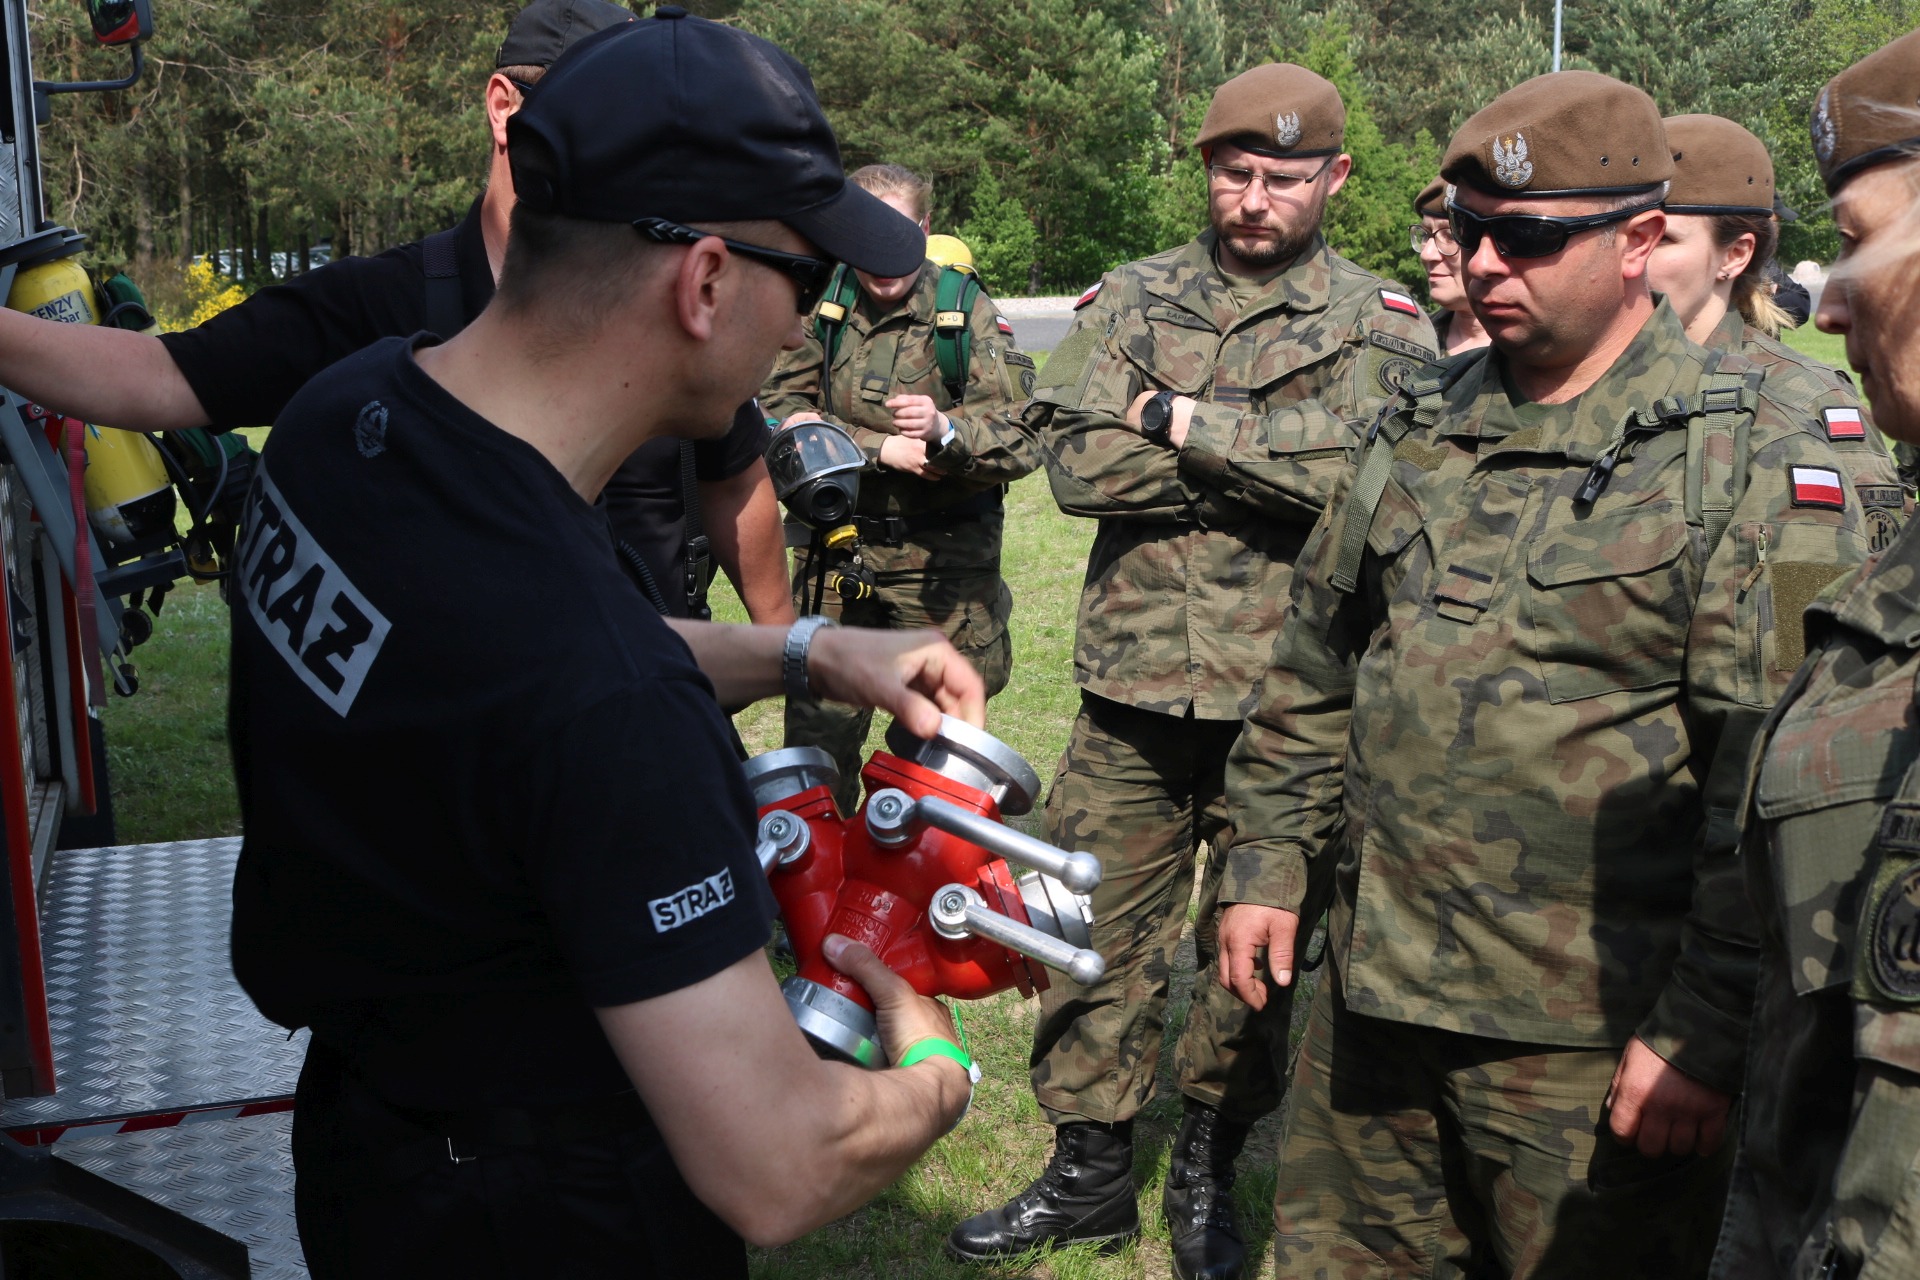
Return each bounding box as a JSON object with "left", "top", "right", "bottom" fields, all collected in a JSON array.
[
  {"left": 1445, "top": 198, "right": 1663, "bottom": 260},
  {"left": 632, "top": 217, "right": 838, "bottom": 314}
]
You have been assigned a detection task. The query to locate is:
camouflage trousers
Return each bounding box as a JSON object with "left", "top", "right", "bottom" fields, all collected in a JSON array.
[
  {"left": 785, "top": 514, "right": 1012, "bottom": 813},
  {"left": 1029, "top": 693, "right": 1296, "bottom": 1126},
  {"left": 1273, "top": 977, "right": 1732, "bottom": 1279}
]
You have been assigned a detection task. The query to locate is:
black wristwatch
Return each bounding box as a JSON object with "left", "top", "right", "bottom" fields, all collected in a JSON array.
[{"left": 1140, "top": 391, "right": 1178, "bottom": 447}]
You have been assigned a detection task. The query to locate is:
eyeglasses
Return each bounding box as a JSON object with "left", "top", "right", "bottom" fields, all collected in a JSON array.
[
  {"left": 1208, "top": 156, "right": 1336, "bottom": 199},
  {"left": 1446, "top": 198, "right": 1662, "bottom": 260},
  {"left": 631, "top": 217, "right": 837, "bottom": 314},
  {"left": 1408, "top": 223, "right": 1459, "bottom": 256}
]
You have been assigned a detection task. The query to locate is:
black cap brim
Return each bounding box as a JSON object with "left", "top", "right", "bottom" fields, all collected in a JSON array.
[{"left": 785, "top": 182, "right": 926, "bottom": 277}]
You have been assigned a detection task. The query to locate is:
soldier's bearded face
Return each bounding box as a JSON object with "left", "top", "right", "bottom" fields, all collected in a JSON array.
[
  {"left": 1819, "top": 160, "right": 1920, "bottom": 443},
  {"left": 1207, "top": 143, "right": 1345, "bottom": 273}
]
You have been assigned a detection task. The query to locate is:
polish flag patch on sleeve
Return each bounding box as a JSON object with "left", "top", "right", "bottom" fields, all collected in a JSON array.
[
  {"left": 1822, "top": 406, "right": 1867, "bottom": 440},
  {"left": 1790, "top": 465, "right": 1846, "bottom": 508},
  {"left": 1379, "top": 288, "right": 1421, "bottom": 317},
  {"left": 1075, "top": 282, "right": 1103, "bottom": 309},
  {"left": 996, "top": 315, "right": 1015, "bottom": 336}
]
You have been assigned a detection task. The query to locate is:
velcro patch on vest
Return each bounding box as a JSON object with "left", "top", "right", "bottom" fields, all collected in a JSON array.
[
  {"left": 1865, "top": 858, "right": 1920, "bottom": 1003},
  {"left": 1075, "top": 282, "right": 1102, "bottom": 309},
  {"left": 1823, "top": 406, "right": 1867, "bottom": 441},
  {"left": 1378, "top": 288, "right": 1421, "bottom": 317},
  {"left": 1789, "top": 465, "right": 1846, "bottom": 509},
  {"left": 859, "top": 374, "right": 891, "bottom": 402},
  {"left": 1367, "top": 329, "right": 1438, "bottom": 363},
  {"left": 936, "top": 310, "right": 967, "bottom": 329},
  {"left": 1880, "top": 804, "right": 1920, "bottom": 855}
]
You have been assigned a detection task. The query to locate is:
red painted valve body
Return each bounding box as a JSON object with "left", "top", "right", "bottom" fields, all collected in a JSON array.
[{"left": 759, "top": 750, "right": 1055, "bottom": 1014}]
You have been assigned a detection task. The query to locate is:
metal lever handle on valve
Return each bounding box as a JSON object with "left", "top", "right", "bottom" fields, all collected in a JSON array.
[
  {"left": 867, "top": 789, "right": 1103, "bottom": 894},
  {"left": 930, "top": 884, "right": 1105, "bottom": 985}
]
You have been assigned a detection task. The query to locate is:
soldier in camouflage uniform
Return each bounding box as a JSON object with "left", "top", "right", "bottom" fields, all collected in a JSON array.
[
  {"left": 946, "top": 65, "right": 1437, "bottom": 1280},
  {"left": 1711, "top": 31, "right": 1920, "bottom": 1280},
  {"left": 1212, "top": 72, "right": 1902, "bottom": 1277},
  {"left": 762, "top": 165, "right": 1038, "bottom": 810},
  {"left": 1649, "top": 114, "right": 1901, "bottom": 555}
]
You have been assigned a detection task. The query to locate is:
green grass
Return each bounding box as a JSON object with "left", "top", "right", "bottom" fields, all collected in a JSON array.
[
  {"left": 1779, "top": 321, "right": 1850, "bottom": 376},
  {"left": 99, "top": 460, "right": 1290, "bottom": 1278}
]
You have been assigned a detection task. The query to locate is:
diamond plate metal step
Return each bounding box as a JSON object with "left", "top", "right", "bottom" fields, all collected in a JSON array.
[{"left": 0, "top": 837, "right": 305, "bottom": 1275}]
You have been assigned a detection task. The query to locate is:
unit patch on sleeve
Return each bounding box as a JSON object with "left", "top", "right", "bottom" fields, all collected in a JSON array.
[
  {"left": 1823, "top": 406, "right": 1867, "bottom": 441},
  {"left": 1074, "top": 282, "right": 1103, "bottom": 310},
  {"left": 1377, "top": 289, "right": 1422, "bottom": 317},
  {"left": 1865, "top": 859, "right": 1920, "bottom": 1003},
  {"left": 1367, "top": 329, "right": 1438, "bottom": 363},
  {"left": 1789, "top": 465, "right": 1846, "bottom": 509}
]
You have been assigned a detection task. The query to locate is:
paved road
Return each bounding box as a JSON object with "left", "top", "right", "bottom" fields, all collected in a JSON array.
[{"left": 998, "top": 297, "right": 1077, "bottom": 357}]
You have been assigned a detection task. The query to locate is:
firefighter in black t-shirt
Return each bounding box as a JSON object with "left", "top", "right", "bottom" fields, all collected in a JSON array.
[
  {"left": 230, "top": 14, "right": 984, "bottom": 1277},
  {"left": 0, "top": 0, "right": 792, "bottom": 625}
]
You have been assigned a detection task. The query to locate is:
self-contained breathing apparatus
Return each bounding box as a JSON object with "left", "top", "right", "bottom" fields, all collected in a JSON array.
[
  {"left": 4, "top": 253, "right": 256, "bottom": 683},
  {"left": 774, "top": 235, "right": 988, "bottom": 614}
]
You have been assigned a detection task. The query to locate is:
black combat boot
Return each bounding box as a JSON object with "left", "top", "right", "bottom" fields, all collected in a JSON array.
[
  {"left": 1162, "top": 1100, "right": 1253, "bottom": 1280},
  {"left": 946, "top": 1120, "right": 1139, "bottom": 1261}
]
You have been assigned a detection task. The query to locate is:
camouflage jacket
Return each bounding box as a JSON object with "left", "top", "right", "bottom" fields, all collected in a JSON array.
[
  {"left": 1220, "top": 301, "right": 1899, "bottom": 1089},
  {"left": 1712, "top": 521, "right": 1920, "bottom": 1280},
  {"left": 1032, "top": 231, "right": 1437, "bottom": 720},
  {"left": 761, "top": 261, "right": 1039, "bottom": 519}
]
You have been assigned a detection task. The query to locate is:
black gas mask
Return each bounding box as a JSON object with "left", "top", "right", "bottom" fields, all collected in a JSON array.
[{"left": 767, "top": 419, "right": 864, "bottom": 550}]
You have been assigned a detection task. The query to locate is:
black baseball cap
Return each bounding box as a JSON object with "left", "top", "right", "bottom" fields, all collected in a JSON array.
[
  {"left": 495, "top": 0, "right": 633, "bottom": 70},
  {"left": 507, "top": 9, "right": 924, "bottom": 277}
]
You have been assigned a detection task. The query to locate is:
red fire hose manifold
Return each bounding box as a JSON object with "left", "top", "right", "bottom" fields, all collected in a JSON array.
[{"left": 743, "top": 717, "right": 1105, "bottom": 1067}]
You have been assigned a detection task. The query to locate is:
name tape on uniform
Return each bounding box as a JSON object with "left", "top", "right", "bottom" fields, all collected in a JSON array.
[
  {"left": 1823, "top": 406, "right": 1867, "bottom": 440},
  {"left": 1378, "top": 288, "right": 1421, "bottom": 317},
  {"left": 650, "top": 868, "right": 736, "bottom": 932},
  {"left": 1789, "top": 465, "right": 1846, "bottom": 509},
  {"left": 235, "top": 465, "right": 392, "bottom": 717}
]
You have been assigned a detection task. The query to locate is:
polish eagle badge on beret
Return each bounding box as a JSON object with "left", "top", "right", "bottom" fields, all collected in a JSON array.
[
  {"left": 1812, "top": 87, "right": 1838, "bottom": 165},
  {"left": 1275, "top": 111, "right": 1302, "bottom": 148},
  {"left": 1493, "top": 132, "right": 1534, "bottom": 188}
]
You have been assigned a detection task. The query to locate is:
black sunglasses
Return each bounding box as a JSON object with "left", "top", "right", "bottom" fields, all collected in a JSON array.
[
  {"left": 1446, "top": 198, "right": 1662, "bottom": 260},
  {"left": 631, "top": 217, "right": 837, "bottom": 314}
]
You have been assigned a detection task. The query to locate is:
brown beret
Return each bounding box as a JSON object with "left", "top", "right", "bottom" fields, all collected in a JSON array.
[
  {"left": 1442, "top": 70, "right": 1673, "bottom": 197},
  {"left": 1813, "top": 26, "right": 1920, "bottom": 194},
  {"left": 1414, "top": 177, "right": 1449, "bottom": 217},
  {"left": 1196, "top": 63, "right": 1345, "bottom": 157},
  {"left": 1664, "top": 114, "right": 1774, "bottom": 214}
]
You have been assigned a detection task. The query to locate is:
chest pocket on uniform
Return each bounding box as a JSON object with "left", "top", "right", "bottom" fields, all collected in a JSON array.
[
  {"left": 1428, "top": 472, "right": 1529, "bottom": 626},
  {"left": 1117, "top": 309, "right": 1218, "bottom": 397},
  {"left": 1525, "top": 502, "right": 1693, "bottom": 702}
]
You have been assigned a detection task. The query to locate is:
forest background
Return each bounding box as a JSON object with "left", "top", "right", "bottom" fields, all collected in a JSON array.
[{"left": 27, "top": 0, "right": 1920, "bottom": 308}]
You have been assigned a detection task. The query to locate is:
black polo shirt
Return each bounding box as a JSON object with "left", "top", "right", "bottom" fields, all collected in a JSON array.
[
  {"left": 159, "top": 200, "right": 767, "bottom": 614},
  {"left": 228, "top": 336, "right": 776, "bottom": 1110}
]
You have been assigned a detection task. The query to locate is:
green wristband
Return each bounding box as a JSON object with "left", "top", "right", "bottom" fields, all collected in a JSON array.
[{"left": 896, "top": 1037, "right": 979, "bottom": 1128}]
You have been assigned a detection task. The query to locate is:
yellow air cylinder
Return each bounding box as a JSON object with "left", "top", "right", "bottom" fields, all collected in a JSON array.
[
  {"left": 925, "top": 234, "right": 974, "bottom": 271},
  {"left": 6, "top": 257, "right": 176, "bottom": 547}
]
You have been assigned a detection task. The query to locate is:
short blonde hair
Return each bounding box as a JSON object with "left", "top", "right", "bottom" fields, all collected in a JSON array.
[{"left": 849, "top": 164, "right": 932, "bottom": 223}]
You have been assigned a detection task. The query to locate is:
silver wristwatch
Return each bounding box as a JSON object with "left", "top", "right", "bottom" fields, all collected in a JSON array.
[{"left": 782, "top": 615, "right": 838, "bottom": 702}]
